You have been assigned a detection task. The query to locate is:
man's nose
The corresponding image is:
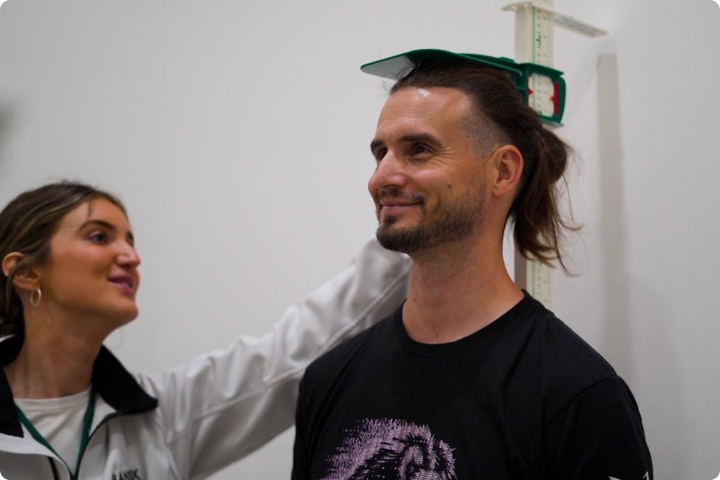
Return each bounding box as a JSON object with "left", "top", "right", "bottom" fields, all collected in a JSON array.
[{"left": 369, "top": 152, "right": 408, "bottom": 193}]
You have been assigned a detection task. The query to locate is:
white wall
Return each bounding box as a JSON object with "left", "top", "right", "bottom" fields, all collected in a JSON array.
[{"left": 0, "top": 0, "right": 717, "bottom": 479}]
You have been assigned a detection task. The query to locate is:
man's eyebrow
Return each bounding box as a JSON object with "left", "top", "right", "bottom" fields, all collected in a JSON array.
[
  {"left": 370, "top": 139, "right": 385, "bottom": 153},
  {"left": 79, "top": 219, "right": 135, "bottom": 244},
  {"left": 370, "top": 133, "right": 441, "bottom": 153},
  {"left": 397, "top": 133, "right": 440, "bottom": 145}
]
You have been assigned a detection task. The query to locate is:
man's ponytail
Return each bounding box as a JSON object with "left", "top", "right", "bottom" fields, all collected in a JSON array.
[{"left": 510, "top": 127, "right": 578, "bottom": 271}]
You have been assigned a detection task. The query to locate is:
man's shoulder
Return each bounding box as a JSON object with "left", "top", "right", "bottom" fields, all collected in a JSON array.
[
  {"left": 511, "top": 295, "right": 613, "bottom": 371},
  {"left": 512, "top": 295, "right": 620, "bottom": 413},
  {"left": 536, "top": 304, "right": 616, "bottom": 378}
]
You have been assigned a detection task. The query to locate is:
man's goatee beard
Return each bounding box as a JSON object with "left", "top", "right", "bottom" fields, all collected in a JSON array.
[{"left": 376, "top": 200, "right": 481, "bottom": 254}]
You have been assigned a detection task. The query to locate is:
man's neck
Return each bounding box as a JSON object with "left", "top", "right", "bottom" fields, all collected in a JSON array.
[{"left": 401, "top": 238, "right": 524, "bottom": 344}]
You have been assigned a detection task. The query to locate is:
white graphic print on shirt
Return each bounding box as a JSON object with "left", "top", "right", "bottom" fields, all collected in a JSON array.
[{"left": 322, "top": 418, "right": 457, "bottom": 480}]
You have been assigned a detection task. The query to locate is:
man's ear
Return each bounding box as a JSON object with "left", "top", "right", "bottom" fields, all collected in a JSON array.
[
  {"left": 490, "top": 145, "right": 524, "bottom": 199},
  {"left": 2, "top": 253, "right": 40, "bottom": 293}
]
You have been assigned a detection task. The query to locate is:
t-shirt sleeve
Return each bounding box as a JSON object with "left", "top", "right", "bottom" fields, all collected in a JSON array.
[{"left": 544, "top": 375, "right": 653, "bottom": 480}]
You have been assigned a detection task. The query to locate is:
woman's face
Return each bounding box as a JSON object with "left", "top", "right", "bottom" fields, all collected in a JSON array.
[{"left": 36, "top": 198, "right": 141, "bottom": 330}]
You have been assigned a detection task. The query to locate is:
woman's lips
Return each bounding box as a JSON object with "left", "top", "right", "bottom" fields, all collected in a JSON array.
[{"left": 109, "top": 276, "right": 136, "bottom": 295}]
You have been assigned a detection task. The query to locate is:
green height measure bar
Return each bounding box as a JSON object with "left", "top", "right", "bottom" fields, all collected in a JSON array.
[{"left": 503, "top": 0, "right": 607, "bottom": 307}]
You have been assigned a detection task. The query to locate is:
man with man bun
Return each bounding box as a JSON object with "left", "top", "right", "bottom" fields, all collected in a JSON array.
[{"left": 292, "top": 52, "right": 652, "bottom": 480}]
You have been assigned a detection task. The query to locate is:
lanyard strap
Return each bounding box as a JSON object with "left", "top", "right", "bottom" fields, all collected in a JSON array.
[{"left": 16, "top": 388, "right": 96, "bottom": 480}]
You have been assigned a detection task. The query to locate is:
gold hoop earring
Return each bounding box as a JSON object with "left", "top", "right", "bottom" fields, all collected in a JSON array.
[{"left": 30, "top": 288, "right": 42, "bottom": 308}]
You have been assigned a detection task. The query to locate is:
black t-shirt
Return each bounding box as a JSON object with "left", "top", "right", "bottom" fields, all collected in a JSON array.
[{"left": 292, "top": 293, "right": 652, "bottom": 480}]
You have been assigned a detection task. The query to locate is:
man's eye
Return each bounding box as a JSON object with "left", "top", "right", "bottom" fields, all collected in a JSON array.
[
  {"left": 374, "top": 149, "right": 387, "bottom": 162},
  {"left": 411, "top": 145, "right": 430, "bottom": 156}
]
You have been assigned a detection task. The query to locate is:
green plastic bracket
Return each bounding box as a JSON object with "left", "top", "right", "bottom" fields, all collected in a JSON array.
[{"left": 361, "top": 49, "right": 566, "bottom": 126}]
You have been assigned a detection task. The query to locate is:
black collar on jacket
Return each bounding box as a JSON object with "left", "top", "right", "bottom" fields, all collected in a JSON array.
[{"left": 0, "top": 335, "right": 159, "bottom": 437}]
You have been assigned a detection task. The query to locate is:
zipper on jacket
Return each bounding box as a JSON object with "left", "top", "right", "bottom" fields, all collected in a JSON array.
[
  {"left": 74, "top": 409, "right": 154, "bottom": 479},
  {"left": 73, "top": 413, "right": 113, "bottom": 479},
  {"left": 48, "top": 457, "right": 60, "bottom": 480}
]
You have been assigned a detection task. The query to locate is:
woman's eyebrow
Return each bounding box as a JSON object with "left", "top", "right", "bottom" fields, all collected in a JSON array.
[{"left": 79, "top": 219, "right": 116, "bottom": 232}]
